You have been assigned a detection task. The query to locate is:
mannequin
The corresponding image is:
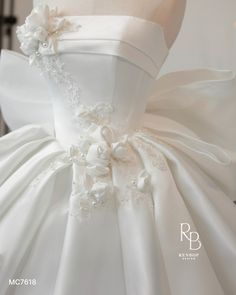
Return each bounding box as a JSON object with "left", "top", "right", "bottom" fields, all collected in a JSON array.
[{"left": 33, "top": 0, "right": 186, "bottom": 47}]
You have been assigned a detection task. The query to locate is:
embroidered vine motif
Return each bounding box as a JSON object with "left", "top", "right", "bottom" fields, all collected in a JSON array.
[
  {"left": 73, "top": 103, "right": 114, "bottom": 130},
  {"left": 16, "top": 5, "right": 115, "bottom": 133}
]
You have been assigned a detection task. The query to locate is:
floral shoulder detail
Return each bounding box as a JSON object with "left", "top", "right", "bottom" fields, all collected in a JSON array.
[
  {"left": 16, "top": 5, "right": 76, "bottom": 64},
  {"left": 16, "top": 5, "right": 115, "bottom": 132}
]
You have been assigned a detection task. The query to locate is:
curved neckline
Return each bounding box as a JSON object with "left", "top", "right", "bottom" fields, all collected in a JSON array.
[{"left": 63, "top": 14, "right": 169, "bottom": 52}]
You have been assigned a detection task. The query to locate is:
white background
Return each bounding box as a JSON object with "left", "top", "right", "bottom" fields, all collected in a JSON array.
[{"left": 161, "top": 0, "right": 236, "bottom": 74}]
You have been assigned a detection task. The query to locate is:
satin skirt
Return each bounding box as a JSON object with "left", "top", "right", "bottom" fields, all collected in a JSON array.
[{"left": 0, "top": 116, "right": 235, "bottom": 295}]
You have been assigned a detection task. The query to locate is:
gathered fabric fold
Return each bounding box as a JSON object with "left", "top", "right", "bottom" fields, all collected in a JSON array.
[{"left": 139, "top": 124, "right": 232, "bottom": 166}]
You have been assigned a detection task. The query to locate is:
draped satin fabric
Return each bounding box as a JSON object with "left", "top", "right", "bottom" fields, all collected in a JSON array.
[{"left": 0, "top": 14, "right": 236, "bottom": 295}]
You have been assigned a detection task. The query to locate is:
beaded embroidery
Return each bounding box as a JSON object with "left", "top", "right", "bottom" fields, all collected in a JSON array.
[
  {"left": 65, "top": 126, "right": 153, "bottom": 219},
  {"left": 69, "top": 182, "right": 116, "bottom": 220},
  {"left": 118, "top": 170, "right": 154, "bottom": 211}
]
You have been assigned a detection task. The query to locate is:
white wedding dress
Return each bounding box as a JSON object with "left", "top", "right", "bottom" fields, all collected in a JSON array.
[{"left": 0, "top": 5, "right": 236, "bottom": 295}]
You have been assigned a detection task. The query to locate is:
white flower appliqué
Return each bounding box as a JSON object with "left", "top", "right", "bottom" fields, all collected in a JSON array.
[
  {"left": 137, "top": 170, "right": 152, "bottom": 193},
  {"left": 90, "top": 182, "right": 114, "bottom": 204},
  {"left": 67, "top": 124, "right": 154, "bottom": 220},
  {"left": 86, "top": 142, "right": 111, "bottom": 177},
  {"left": 16, "top": 5, "right": 73, "bottom": 64}
]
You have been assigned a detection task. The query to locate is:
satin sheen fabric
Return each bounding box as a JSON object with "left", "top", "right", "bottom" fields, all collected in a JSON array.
[{"left": 0, "top": 15, "right": 236, "bottom": 295}]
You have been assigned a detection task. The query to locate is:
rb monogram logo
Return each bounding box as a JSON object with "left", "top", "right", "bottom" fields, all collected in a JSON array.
[{"left": 180, "top": 223, "right": 202, "bottom": 251}]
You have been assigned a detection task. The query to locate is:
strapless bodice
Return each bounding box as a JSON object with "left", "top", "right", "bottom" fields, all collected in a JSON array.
[{"left": 33, "top": 14, "right": 169, "bottom": 147}]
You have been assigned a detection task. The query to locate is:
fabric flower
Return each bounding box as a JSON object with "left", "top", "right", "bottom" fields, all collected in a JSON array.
[
  {"left": 86, "top": 165, "right": 110, "bottom": 178},
  {"left": 78, "top": 137, "right": 94, "bottom": 154},
  {"left": 16, "top": 5, "right": 73, "bottom": 61},
  {"left": 111, "top": 141, "right": 130, "bottom": 162},
  {"left": 86, "top": 142, "right": 111, "bottom": 167},
  {"left": 100, "top": 126, "right": 113, "bottom": 144},
  {"left": 90, "top": 182, "right": 114, "bottom": 203},
  {"left": 68, "top": 145, "right": 86, "bottom": 164},
  {"left": 85, "top": 142, "right": 111, "bottom": 177},
  {"left": 137, "top": 170, "right": 152, "bottom": 193}
]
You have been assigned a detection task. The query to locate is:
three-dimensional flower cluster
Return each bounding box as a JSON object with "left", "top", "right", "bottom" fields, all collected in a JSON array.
[{"left": 16, "top": 5, "right": 72, "bottom": 63}]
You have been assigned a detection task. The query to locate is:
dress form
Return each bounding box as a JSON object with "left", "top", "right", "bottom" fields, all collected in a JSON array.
[{"left": 33, "top": 0, "right": 186, "bottom": 47}]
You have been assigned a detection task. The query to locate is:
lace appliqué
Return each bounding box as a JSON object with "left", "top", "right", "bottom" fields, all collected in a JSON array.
[
  {"left": 69, "top": 180, "right": 116, "bottom": 220},
  {"left": 118, "top": 170, "right": 154, "bottom": 210},
  {"left": 133, "top": 135, "right": 168, "bottom": 171}
]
